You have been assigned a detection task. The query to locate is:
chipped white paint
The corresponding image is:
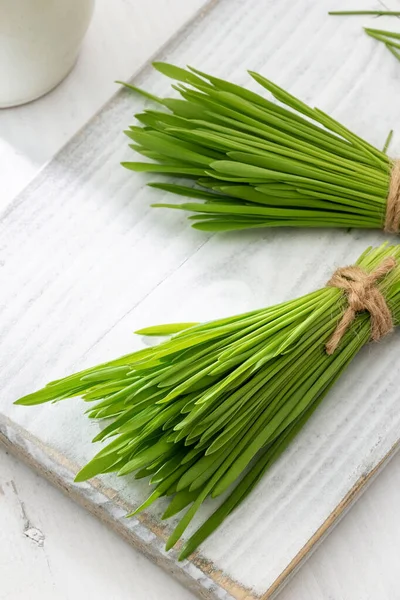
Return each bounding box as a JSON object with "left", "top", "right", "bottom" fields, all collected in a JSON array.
[
  {"left": 9, "top": 478, "right": 46, "bottom": 547},
  {"left": 24, "top": 528, "right": 45, "bottom": 547},
  {"left": 2, "top": 0, "right": 400, "bottom": 599}
]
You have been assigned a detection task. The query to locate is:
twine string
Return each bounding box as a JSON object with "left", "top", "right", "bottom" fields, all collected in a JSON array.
[
  {"left": 384, "top": 160, "right": 400, "bottom": 234},
  {"left": 325, "top": 257, "right": 396, "bottom": 355}
]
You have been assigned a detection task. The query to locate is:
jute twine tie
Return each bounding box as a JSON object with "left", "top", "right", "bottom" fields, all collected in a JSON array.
[
  {"left": 384, "top": 160, "right": 400, "bottom": 234},
  {"left": 325, "top": 257, "right": 396, "bottom": 355}
]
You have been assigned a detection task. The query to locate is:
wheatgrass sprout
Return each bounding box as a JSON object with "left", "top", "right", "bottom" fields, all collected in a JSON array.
[
  {"left": 16, "top": 243, "right": 400, "bottom": 559},
  {"left": 329, "top": 11, "right": 400, "bottom": 16},
  {"left": 119, "top": 63, "right": 394, "bottom": 233},
  {"left": 365, "top": 27, "right": 400, "bottom": 62},
  {"left": 329, "top": 11, "right": 400, "bottom": 64}
]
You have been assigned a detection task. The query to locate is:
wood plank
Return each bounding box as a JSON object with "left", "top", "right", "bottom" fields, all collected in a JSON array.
[{"left": 2, "top": 0, "right": 400, "bottom": 597}]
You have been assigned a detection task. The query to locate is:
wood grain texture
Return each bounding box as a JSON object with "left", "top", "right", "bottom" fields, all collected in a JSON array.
[{"left": 2, "top": 0, "right": 400, "bottom": 598}]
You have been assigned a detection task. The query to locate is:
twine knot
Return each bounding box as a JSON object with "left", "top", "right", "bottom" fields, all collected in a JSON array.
[
  {"left": 325, "top": 257, "right": 396, "bottom": 355},
  {"left": 384, "top": 160, "right": 400, "bottom": 233}
]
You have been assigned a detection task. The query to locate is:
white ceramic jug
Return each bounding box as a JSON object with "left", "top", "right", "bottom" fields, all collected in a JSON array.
[{"left": 0, "top": 0, "right": 95, "bottom": 107}]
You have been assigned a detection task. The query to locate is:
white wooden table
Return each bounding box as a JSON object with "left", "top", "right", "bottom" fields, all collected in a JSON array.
[{"left": 2, "top": 1, "right": 400, "bottom": 599}]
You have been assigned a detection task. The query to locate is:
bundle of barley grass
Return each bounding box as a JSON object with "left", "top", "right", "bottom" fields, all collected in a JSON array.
[
  {"left": 16, "top": 243, "right": 400, "bottom": 558},
  {"left": 120, "top": 63, "right": 397, "bottom": 233}
]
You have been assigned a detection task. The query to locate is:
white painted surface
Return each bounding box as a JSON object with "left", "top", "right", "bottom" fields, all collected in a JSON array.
[{"left": 2, "top": 0, "right": 400, "bottom": 599}]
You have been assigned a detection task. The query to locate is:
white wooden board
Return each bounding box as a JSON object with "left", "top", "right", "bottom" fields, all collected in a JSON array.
[{"left": 2, "top": 0, "right": 400, "bottom": 598}]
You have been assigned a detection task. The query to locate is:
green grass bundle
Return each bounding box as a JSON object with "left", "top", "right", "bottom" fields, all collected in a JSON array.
[
  {"left": 120, "top": 63, "right": 399, "bottom": 233},
  {"left": 16, "top": 243, "right": 400, "bottom": 559}
]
